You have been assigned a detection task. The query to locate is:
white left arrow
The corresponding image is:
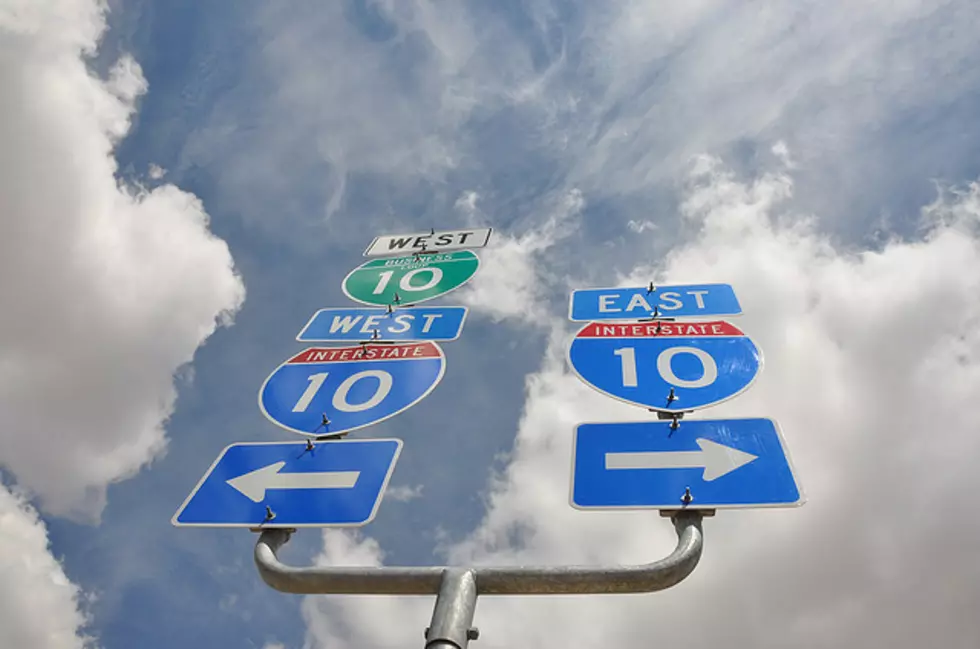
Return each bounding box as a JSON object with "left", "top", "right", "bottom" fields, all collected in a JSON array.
[
  {"left": 605, "top": 438, "right": 757, "bottom": 481},
  {"left": 226, "top": 461, "right": 360, "bottom": 503}
]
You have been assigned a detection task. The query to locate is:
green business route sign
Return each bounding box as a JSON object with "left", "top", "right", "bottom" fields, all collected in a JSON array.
[{"left": 342, "top": 251, "right": 480, "bottom": 306}]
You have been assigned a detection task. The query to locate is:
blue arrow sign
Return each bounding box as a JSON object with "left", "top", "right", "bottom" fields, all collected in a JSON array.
[
  {"left": 297, "top": 306, "right": 467, "bottom": 343},
  {"left": 173, "top": 439, "right": 403, "bottom": 527},
  {"left": 567, "top": 320, "right": 761, "bottom": 413},
  {"left": 259, "top": 342, "right": 445, "bottom": 437},
  {"left": 571, "top": 418, "right": 803, "bottom": 510},
  {"left": 569, "top": 283, "right": 741, "bottom": 321}
]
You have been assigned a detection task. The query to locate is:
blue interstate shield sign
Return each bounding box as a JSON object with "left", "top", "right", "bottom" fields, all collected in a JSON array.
[
  {"left": 569, "top": 283, "right": 741, "bottom": 321},
  {"left": 259, "top": 342, "right": 445, "bottom": 437},
  {"left": 571, "top": 418, "right": 803, "bottom": 510},
  {"left": 567, "top": 320, "right": 761, "bottom": 413},
  {"left": 173, "top": 439, "right": 403, "bottom": 527}
]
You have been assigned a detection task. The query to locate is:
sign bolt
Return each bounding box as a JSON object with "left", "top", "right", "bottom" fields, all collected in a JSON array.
[
  {"left": 264, "top": 506, "right": 276, "bottom": 522},
  {"left": 681, "top": 487, "right": 693, "bottom": 505},
  {"left": 666, "top": 388, "right": 676, "bottom": 405},
  {"left": 670, "top": 415, "right": 680, "bottom": 431},
  {"left": 311, "top": 414, "right": 332, "bottom": 434}
]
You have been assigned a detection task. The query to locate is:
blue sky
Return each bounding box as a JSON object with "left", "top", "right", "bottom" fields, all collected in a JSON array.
[{"left": 5, "top": 1, "right": 980, "bottom": 648}]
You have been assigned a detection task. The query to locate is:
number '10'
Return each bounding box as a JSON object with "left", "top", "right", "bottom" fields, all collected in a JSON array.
[
  {"left": 612, "top": 346, "right": 718, "bottom": 388},
  {"left": 291, "top": 370, "right": 394, "bottom": 413},
  {"left": 372, "top": 268, "right": 443, "bottom": 294}
]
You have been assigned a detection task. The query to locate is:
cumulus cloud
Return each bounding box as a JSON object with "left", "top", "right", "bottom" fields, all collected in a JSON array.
[
  {"left": 301, "top": 531, "right": 431, "bottom": 649},
  {"left": 300, "top": 154, "right": 980, "bottom": 648},
  {"left": 0, "top": 482, "right": 92, "bottom": 649},
  {"left": 457, "top": 188, "right": 583, "bottom": 323},
  {"left": 385, "top": 484, "right": 424, "bottom": 503},
  {"left": 0, "top": 0, "right": 246, "bottom": 644},
  {"left": 0, "top": 0, "right": 245, "bottom": 642},
  {"left": 0, "top": 1, "right": 245, "bottom": 520}
]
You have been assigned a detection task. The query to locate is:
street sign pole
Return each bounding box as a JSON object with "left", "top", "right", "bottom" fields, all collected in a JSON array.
[
  {"left": 170, "top": 230, "right": 773, "bottom": 647},
  {"left": 253, "top": 510, "right": 705, "bottom": 649}
]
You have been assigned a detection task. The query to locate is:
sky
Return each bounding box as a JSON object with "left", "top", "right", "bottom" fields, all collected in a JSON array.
[{"left": 3, "top": 0, "right": 980, "bottom": 647}]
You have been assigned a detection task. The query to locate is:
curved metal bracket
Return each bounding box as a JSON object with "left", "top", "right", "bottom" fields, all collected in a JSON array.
[{"left": 254, "top": 512, "right": 704, "bottom": 648}]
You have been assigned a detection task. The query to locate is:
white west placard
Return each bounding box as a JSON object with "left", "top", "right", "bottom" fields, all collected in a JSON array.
[{"left": 363, "top": 228, "right": 492, "bottom": 257}]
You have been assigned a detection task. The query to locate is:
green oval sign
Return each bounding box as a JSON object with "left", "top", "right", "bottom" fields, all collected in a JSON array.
[{"left": 342, "top": 250, "right": 480, "bottom": 306}]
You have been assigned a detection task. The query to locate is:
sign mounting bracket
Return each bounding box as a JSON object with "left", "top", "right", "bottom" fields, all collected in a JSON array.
[{"left": 253, "top": 511, "right": 704, "bottom": 648}]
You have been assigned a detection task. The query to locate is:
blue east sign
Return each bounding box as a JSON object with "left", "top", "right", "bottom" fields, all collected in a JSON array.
[
  {"left": 571, "top": 418, "right": 803, "bottom": 510},
  {"left": 297, "top": 306, "right": 468, "bottom": 342},
  {"left": 567, "top": 320, "right": 761, "bottom": 413},
  {"left": 569, "top": 283, "right": 741, "bottom": 321}
]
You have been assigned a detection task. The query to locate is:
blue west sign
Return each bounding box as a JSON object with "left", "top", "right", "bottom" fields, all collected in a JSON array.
[
  {"left": 173, "top": 439, "right": 403, "bottom": 527},
  {"left": 297, "top": 306, "right": 467, "bottom": 343}
]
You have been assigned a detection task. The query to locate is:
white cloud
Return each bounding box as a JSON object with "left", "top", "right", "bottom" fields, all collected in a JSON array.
[
  {"left": 453, "top": 191, "right": 480, "bottom": 216},
  {"left": 0, "top": 0, "right": 245, "bottom": 643},
  {"left": 457, "top": 188, "right": 583, "bottom": 323},
  {"left": 301, "top": 531, "right": 431, "bottom": 649},
  {"left": 0, "top": 482, "right": 92, "bottom": 649},
  {"left": 0, "top": 1, "right": 245, "bottom": 521},
  {"left": 566, "top": 1, "right": 980, "bottom": 199},
  {"left": 385, "top": 484, "right": 424, "bottom": 502},
  {"left": 301, "top": 156, "right": 980, "bottom": 648},
  {"left": 0, "top": 1, "right": 245, "bottom": 644},
  {"left": 182, "top": 2, "right": 503, "bottom": 223},
  {"left": 148, "top": 163, "right": 166, "bottom": 180},
  {"left": 626, "top": 219, "right": 657, "bottom": 234},
  {"left": 194, "top": 0, "right": 980, "bottom": 241}
]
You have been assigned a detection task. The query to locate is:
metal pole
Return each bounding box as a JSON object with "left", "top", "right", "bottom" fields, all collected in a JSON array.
[
  {"left": 425, "top": 569, "right": 478, "bottom": 649},
  {"left": 253, "top": 511, "right": 704, "bottom": 646},
  {"left": 254, "top": 528, "right": 443, "bottom": 594}
]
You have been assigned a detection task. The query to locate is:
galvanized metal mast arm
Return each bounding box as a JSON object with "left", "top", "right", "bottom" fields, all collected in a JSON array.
[
  {"left": 255, "top": 528, "right": 444, "bottom": 595},
  {"left": 254, "top": 511, "right": 703, "bottom": 596},
  {"left": 475, "top": 512, "right": 703, "bottom": 594}
]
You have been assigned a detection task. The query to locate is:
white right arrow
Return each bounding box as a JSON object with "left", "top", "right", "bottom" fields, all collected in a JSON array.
[
  {"left": 226, "top": 461, "right": 360, "bottom": 503},
  {"left": 605, "top": 438, "right": 757, "bottom": 481}
]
